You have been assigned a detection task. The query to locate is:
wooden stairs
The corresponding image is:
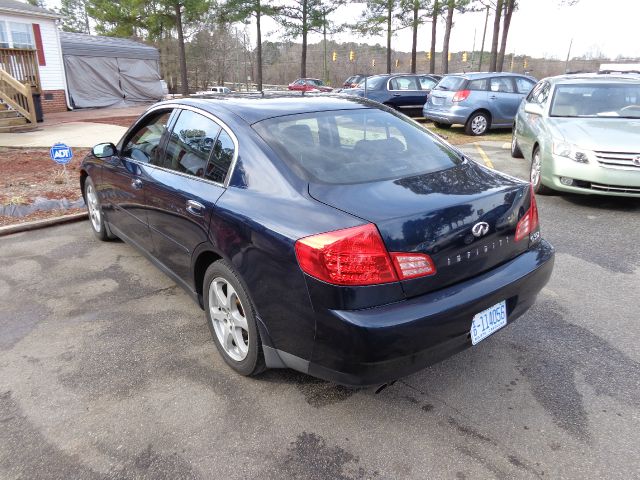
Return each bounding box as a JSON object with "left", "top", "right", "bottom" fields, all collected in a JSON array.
[{"left": 0, "top": 102, "right": 36, "bottom": 132}]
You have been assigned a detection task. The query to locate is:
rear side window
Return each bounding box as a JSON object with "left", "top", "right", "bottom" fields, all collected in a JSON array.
[
  {"left": 435, "top": 76, "right": 466, "bottom": 91},
  {"left": 253, "top": 109, "right": 462, "bottom": 185},
  {"left": 419, "top": 76, "right": 437, "bottom": 90},
  {"left": 468, "top": 79, "right": 488, "bottom": 91},
  {"left": 159, "top": 110, "right": 221, "bottom": 177},
  {"left": 204, "top": 130, "right": 235, "bottom": 183}
]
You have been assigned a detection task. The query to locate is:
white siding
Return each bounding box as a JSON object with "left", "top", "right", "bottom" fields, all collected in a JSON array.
[{"left": 0, "top": 12, "right": 65, "bottom": 90}]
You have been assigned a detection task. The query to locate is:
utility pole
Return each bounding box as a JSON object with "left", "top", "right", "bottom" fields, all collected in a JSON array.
[
  {"left": 477, "top": 3, "right": 490, "bottom": 71},
  {"left": 470, "top": 28, "right": 476, "bottom": 69},
  {"left": 565, "top": 38, "right": 573, "bottom": 73}
]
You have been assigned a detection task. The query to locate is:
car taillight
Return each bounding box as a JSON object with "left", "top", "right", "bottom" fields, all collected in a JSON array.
[
  {"left": 295, "top": 224, "right": 436, "bottom": 286},
  {"left": 390, "top": 253, "right": 436, "bottom": 280},
  {"left": 452, "top": 89, "right": 471, "bottom": 102},
  {"left": 515, "top": 186, "right": 540, "bottom": 242}
]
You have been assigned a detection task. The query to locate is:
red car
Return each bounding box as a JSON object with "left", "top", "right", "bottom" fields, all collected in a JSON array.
[{"left": 288, "top": 78, "right": 333, "bottom": 92}]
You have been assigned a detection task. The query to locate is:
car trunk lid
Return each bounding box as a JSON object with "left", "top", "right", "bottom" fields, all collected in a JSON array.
[{"left": 309, "top": 161, "right": 534, "bottom": 297}]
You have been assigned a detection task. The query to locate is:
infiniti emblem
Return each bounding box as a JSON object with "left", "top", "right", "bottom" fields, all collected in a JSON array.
[
  {"left": 633, "top": 156, "right": 640, "bottom": 167},
  {"left": 471, "top": 222, "right": 490, "bottom": 238}
]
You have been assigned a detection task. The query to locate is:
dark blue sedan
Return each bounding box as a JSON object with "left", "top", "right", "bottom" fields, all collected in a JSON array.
[
  {"left": 341, "top": 74, "right": 439, "bottom": 117},
  {"left": 80, "top": 94, "right": 554, "bottom": 386}
]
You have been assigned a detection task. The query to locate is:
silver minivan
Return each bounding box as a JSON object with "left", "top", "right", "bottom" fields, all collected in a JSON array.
[{"left": 423, "top": 72, "right": 536, "bottom": 135}]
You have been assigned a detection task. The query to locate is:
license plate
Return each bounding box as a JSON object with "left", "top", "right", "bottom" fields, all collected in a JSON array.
[
  {"left": 470, "top": 301, "right": 507, "bottom": 345},
  {"left": 432, "top": 96, "right": 444, "bottom": 105}
]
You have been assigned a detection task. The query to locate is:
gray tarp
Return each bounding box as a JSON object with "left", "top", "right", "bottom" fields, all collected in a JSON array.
[{"left": 61, "top": 32, "right": 163, "bottom": 108}]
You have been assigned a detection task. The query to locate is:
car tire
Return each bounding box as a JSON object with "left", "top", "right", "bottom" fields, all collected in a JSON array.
[
  {"left": 511, "top": 129, "right": 524, "bottom": 158},
  {"left": 84, "top": 176, "right": 117, "bottom": 241},
  {"left": 434, "top": 122, "right": 452, "bottom": 129},
  {"left": 203, "top": 260, "right": 265, "bottom": 377},
  {"left": 530, "top": 147, "right": 552, "bottom": 195},
  {"left": 465, "top": 111, "right": 490, "bottom": 136}
]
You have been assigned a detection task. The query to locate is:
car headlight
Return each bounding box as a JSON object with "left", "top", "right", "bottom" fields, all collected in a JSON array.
[{"left": 552, "top": 141, "right": 590, "bottom": 164}]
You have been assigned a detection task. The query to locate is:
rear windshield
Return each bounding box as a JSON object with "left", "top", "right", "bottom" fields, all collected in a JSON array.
[
  {"left": 435, "top": 76, "right": 466, "bottom": 91},
  {"left": 550, "top": 83, "right": 640, "bottom": 118},
  {"left": 253, "top": 109, "right": 462, "bottom": 184},
  {"left": 360, "top": 76, "right": 386, "bottom": 90}
]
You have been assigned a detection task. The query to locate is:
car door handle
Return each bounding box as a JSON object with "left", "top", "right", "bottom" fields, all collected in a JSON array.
[
  {"left": 186, "top": 199, "right": 205, "bottom": 216},
  {"left": 131, "top": 178, "right": 143, "bottom": 189},
  {"left": 489, "top": 95, "right": 498, "bottom": 99},
  {"left": 392, "top": 93, "right": 402, "bottom": 97}
]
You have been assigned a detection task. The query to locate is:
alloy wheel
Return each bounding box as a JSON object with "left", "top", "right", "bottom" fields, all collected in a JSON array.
[
  {"left": 208, "top": 277, "right": 249, "bottom": 362},
  {"left": 531, "top": 150, "right": 542, "bottom": 187},
  {"left": 86, "top": 183, "right": 101, "bottom": 233},
  {"left": 471, "top": 115, "right": 487, "bottom": 135}
]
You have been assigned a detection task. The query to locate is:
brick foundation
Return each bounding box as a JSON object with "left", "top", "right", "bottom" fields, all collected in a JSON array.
[{"left": 41, "top": 90, "right": 68, "bottom": 114}]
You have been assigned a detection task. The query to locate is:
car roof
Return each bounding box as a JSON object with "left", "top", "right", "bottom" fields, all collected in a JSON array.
[
  {"left": 158, "top": 93, "right": 373, "bottom": 125},
  {"left": 544, "top": 73, "right": 640, "bottom": 85},
  {"left": 443, "top": 72, "right": 533, "bottom": 80}
]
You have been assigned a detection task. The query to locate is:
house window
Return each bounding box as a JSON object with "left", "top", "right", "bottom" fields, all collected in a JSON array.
[
  {"left": 9, "top": 22, "right": 34, "bottom": 49},
  {"left": 0, "top": 22, "right": 8, "bottom": 48}
]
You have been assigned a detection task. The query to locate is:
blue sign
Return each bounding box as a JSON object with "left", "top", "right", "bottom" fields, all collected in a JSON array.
[{"left": 50, "top": 143, "right": 73, "bottom": 165}]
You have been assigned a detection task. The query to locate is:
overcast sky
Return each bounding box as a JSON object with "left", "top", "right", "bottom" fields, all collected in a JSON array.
[{"left": 43, "top": 0, "right": 638, "bottom": 60}]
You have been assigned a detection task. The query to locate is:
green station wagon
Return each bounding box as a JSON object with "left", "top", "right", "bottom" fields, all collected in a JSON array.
[{"left": 512, "top": 74, "right": 640, "bottom": 196}]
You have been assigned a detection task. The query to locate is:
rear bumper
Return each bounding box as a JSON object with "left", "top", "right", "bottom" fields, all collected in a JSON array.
[
  {"left": 306, "top": 240, "right": 555, "bottom": 386},
  {"left": 422, "top": 105, "right": 470, "bottom": 125}
]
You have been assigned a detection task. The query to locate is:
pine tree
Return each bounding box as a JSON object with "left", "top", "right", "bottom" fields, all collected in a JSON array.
[
  {"left": 222, "top": 0, "right": 279, "bottom": 91},
  {"left": 58, "top": 0, "right": 91, "bottom": 34}
]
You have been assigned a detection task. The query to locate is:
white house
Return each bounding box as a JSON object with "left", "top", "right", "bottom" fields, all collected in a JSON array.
[{"left": 0, "top": 0, "right": 70, "bottom": 114}]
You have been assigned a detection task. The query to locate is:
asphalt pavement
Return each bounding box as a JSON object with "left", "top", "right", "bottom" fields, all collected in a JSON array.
[{"left": 1, "top": 144, "right": 639, "bottom": 479}]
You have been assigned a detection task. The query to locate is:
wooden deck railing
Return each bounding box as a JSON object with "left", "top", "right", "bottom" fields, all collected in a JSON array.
[
  {"left": 0, "top": 68, "right": 36, "bottom": 124},
  {"left": 0, "top": 48, "right": 41, "bottom": 92}
]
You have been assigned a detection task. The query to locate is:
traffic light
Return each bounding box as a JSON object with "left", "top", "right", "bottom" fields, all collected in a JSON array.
[
  {"left": 372, "top": 58, "right": 376, "bottom": 67},
  {"left": 462, "top": 51, "right": 468, "bottom": 62},
  {"left": 332, "top": 51, "right": 337, "bottom": 62},
  {"left": 395, "top": 58, "right": 400, "bottom": 68},
  {"left": 523, "top": 57, "right": 528, "bottom": 69},
  {"left": 448, "top": 52, "right": 451, "bottom": 62},
  {"left": 349, "top": 50, "right": 355, "bottom": 62},
  {"left": 426, "top": 51, "right": 431, "bottom": 60}
]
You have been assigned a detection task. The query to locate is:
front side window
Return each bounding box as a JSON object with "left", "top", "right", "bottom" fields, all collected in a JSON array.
[
  {"left": 9, "top": 22, "right": 34, "bottom": 49},
  {"left": 527, "top": 81, "right": 550, "bottom": 105},
  {"left": 515, "top": 77, "right": 535, "bottom": 94},
  {"left": 160, "top": 110, "right": 222, "bottom": 176},
  {"left": 490, "top": 77, "right": 515, "bottom": 93},
  {"left": 122, "top": 110, "right": 172, "bottom": 163},
  {"left": 254, "top": 109, "right": 462, "bottom": 184}
]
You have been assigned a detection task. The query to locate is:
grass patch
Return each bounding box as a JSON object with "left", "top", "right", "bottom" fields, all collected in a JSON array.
[{"left": 416, "top": 119, "right": 513, "bottom": 146}]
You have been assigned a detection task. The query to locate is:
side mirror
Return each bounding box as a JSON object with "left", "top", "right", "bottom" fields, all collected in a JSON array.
[
  {"left": 92, "top": 142, "right": 117, "bottom": 158},
  {"left": 524, "top": 103, "right": 544, "bottom": 116}
]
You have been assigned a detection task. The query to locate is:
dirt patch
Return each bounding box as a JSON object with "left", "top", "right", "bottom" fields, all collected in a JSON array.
[{"left": 0, "top": 147, "right": 89, "bottom": 226}]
